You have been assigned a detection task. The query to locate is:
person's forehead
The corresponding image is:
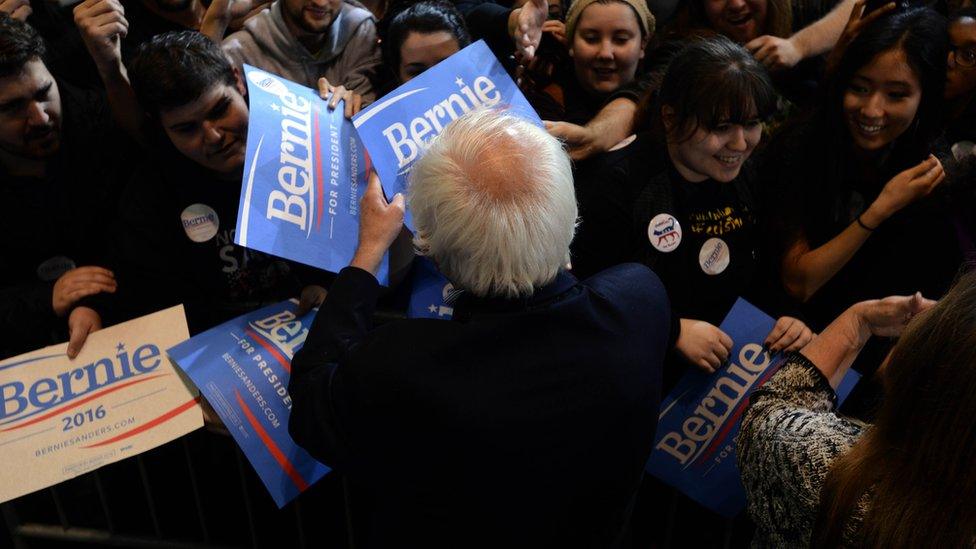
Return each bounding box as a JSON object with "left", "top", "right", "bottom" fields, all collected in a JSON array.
[
  {"left": 159, "top": 83, "right": 234, "bottom": 124},
  {"left": 0, "top": 59, "right": 54, "bottom": 103},
  {"left": 401, "top": 31, "right": 458, "bottom": 60},
  {"left": 950, "top": 17, "right": 976, "bottom": 44},
  {"left": 856, "top": 49, "right": 919, "bottom": 85},
  {"left": 577, "top": 2, "right": 640, "bottom": 28}
]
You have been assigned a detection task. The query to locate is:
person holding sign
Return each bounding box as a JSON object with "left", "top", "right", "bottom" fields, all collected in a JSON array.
[
  {"left": 573, "top": 36, "right": 812, "bottom": 380},
  {"left": 0, "top": 14, "right": 130, "bottom": 359},
  {"left": 81, "top": 31, "right": 328, "bottom": 334},
  {"left": 738, "top": 272, "right": 976, "bottom": 547},
  {"left": 289, "top": 109, "right": 673, "bottom": 548},
  {"left": 221, "top": 0, "right": 381, "bottom": 107}
]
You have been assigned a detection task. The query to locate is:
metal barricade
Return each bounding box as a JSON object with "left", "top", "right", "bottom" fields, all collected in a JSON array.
[{"left": 2, "top": 430, "right": 353, "bottom": 549}]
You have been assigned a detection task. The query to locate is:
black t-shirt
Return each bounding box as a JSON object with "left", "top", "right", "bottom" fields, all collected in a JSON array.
[
  {"left": 0, "top": 82, "right": 132, "bottom": 358},
  {"left": 659, "top": 168, "right": 759, "bottom": 325},
  {"left": 105, "top": 149, "right": 307, "bottom": 334},
  {"left": 761, "top": 126, "right": 963, "bottom": 331},
  {"left": 574, "top": 133, "right": 790, "bottom": 325}
]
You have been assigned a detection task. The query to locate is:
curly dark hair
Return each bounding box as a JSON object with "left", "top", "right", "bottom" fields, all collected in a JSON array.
[
  {"left": 128, "top": 30, "right": 237, "bottom": 117},
  {"left": 0, "top": 13, "right": 46, "bottom": 78}
]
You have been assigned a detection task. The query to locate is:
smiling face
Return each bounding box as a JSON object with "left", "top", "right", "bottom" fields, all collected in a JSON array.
[
  {"left": 946, "top": 17, "right": 976, "bottom": 101},
  {"left": 703, "top": 0, "right": 768, "bottom": 44},
  {"left": 159, "top": 79, "right": 249, "bottom": 177},
  {"left": 0, "top": 59, "right": 62, "bottom": 161},
  {"left": 842, "top": 48, "right": 922, "bottom": 152},
  {"left": 570, "top": 1, "right": 646, "bottom": 96},
  {"left": 281, "top": 0, "right": 342, "bottom": 34},
  {"left": 398, "top": 30, "right": 461, "bottom": 83},
  {"left": 665, "top": 107, "right": 763, "bottom": 183}
]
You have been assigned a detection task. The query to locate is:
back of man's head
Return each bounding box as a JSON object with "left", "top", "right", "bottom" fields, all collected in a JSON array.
[
  {"left": 0, "top": 13, "right": 45, "bottom": 78},
  {"left": 129, "top": 30, "right": 237, "bottom": 117},
  {"left": 409, "top": 109, "right": 577, "bottom": 298}
]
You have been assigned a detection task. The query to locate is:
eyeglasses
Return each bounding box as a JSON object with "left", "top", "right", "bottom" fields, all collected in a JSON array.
[{"left": 950, "top": 45, "right": 976, "bottom": 68}]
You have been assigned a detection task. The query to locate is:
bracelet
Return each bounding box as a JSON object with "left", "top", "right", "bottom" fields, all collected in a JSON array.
[{"left": 856, "top": 214, "right": 876, "bottom": 232}]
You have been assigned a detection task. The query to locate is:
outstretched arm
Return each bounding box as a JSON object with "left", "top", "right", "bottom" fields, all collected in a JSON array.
[{"left": 74, "top": 0, "right": 145, "bottom": 144}]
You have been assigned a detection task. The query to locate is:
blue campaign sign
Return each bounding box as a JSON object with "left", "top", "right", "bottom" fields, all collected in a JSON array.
[
  {"left": 645, "top": 298, "right": 860, "bottom": 517},
  {"left": 237, "top": 65, "right": 389, "bottom": 284},
  {"left": 352, "top": 40, "right": 541, "bottom": 230},
  {"left": 167, "top": 300, "right": 330, "bottom": 508},
  {"left": 406, "top": 257, "right": 457, "bottom": 320}
]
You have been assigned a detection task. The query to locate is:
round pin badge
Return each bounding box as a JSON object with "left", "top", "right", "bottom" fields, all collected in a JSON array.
[
  {"left": 181, "top": 204, "right": 220, "bottom": 243},
  {"left": 699, "top": 237, "right": 730, "bottom": 275},
  {"left": 647, "top": 213, "right": 682, "bottom": 253},
  {"left": 36, "top": 255, "right": 76, "bottom": 282}
]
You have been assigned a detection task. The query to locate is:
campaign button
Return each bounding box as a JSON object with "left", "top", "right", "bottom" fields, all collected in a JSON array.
[
  {"left": 36, "top": 256, "right": 76, "bottom": 282},
  {"left": 648, "top": 213, "right": 682, "bottom": 253},
  {"left": 699, "top": 237, "right": 730, "bottom": 275},
  {"left": 181, "top": 204, "right": 220, "bottom": 243}
]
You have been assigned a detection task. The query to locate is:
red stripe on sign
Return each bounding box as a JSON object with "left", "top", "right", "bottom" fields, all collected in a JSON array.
[
  {"left": 314, "top": 110, "right": 324, "bottom": 231},
  {"left": 233, "top": 390, "right": 309, "bottom": 491},
  {"left": 245, "top": 328, "right": 291, "bottom": 373},
  {"left": 1, "top": 374, "right": 168, "bottom": 432},
  {"left": 697, "top": 361, "right": 784, "bottom": 464},
  {"left": 83, "top": 396, "right": 202, "bottom": 448}
]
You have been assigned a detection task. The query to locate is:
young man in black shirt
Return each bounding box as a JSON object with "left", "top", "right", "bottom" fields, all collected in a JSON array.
[{"left": 0, "top": 14, "right": 129, "bottom": 359}]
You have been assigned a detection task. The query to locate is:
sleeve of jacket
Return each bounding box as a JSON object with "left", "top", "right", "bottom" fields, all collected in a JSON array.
[
  {"left": 0, "top": 282, "right": 56, "bottom": 358},
  {"left": 454, "top": 0, "right": 515, "bottom": 61},
  {"left": 334, "top": 18, "right": 382, "bottom": 104},
  {"left": 288, "top": 266, "right": 382, "bottom": 469}
]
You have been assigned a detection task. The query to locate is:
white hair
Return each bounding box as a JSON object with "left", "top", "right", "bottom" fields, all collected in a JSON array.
[{"left": 408, "top": 108, "right": 577, "bottom": 298}]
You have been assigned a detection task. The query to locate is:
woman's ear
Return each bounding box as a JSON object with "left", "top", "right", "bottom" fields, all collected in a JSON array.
[
  {"left": 233, "top": 66, "right": 247, "bottom": 97},
  {"left": 661, "top": 104, "right": 675, "bottom": 133}
]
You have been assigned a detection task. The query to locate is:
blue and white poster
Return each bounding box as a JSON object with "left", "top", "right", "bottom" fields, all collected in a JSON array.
[
  {"left": 646, "top": 299, "right": 860, "bottom": 517},
  {"left": 167, "top": 300, "right": 329, "bottom": 508},
  {"left": 353, "top": 40, "right": 541, "bottom": 230},
  {"left": 237, "top": 65, "right": 388, "bottom": 283},
  {"left": 406, "top": 257, "right": 457, "bottom": 320}
]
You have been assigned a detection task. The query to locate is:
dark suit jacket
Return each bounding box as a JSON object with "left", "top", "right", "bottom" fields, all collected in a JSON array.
[{"left": 289, "top": 263, "right": 671, "bottom": 548}]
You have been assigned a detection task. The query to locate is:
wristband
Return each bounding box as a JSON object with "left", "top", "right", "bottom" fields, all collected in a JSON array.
[{"left": 856, "top": 214, "right": 876, "bottom": 232}]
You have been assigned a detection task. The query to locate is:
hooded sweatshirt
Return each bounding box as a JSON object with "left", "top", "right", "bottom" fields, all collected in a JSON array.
[{"left": 222, "top": 0, "right": 380, "bottom": 102}]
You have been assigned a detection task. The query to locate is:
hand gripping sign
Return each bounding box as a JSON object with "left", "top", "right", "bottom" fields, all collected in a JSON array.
[
  {"left": 0, "top": 306, "right": 203, "bottom": 504},
  {"left": 645, "top": 299, "right": 861, "bottom": 517},
  {"left": 236, "top": 66, "right": 387, "bottom": 283},
  {"left": 167, "top": 299, "right": 330, "bottom": 508},
  {"left": 353, "top": 40, "right": 542, "bottom": 231}
]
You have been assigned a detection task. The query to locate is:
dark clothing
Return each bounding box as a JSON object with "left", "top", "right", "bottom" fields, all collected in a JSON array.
[
  {"left": 761, "top": 125, "right": 963, "bottom": 331},
  {"left": 454, "top": 0, "right": 516, "bottom": 67},
  {"left": 523, "top": 66, "right": 607, "bottom": 125},
  {"left": 121, "top": 0, "right": 193, "bottom": 63},
  {"left": 573, "top": 134, "right": 791, "bottom": 326},
  {"left": 99, "top": 150, "right": 306, "bottom": 333},
  {"left": 0, "top": 83, "right": 130, "bottom": 358},
  {"left": 28, "top": 0, "right": 102, "bottom": 89},
  {"left": 289, "top": 263, "right": 672, "bottom": 548}
]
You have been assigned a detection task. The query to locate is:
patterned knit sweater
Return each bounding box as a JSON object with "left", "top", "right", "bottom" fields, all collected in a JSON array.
[{"left": 737, "top": 353, "right": 870, "bottom": 548}]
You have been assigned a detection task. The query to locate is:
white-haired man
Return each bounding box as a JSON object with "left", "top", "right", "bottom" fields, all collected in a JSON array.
[{"left": 289, "top": 109, "right": 672, "bottom": 548}]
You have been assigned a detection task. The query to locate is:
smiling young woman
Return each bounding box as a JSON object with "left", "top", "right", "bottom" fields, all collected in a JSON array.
[
  {"left": 760, "top": 8, "right": 961, "bottom": 336},
  {"left": 572, "top": 36, "right": 815, "bottom": 383},
  {"left": 520, "top": 0, "right": 653, "bottom": 125}
]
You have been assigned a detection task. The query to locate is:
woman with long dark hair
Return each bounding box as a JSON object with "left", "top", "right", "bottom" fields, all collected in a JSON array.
[
  {"left": 762, "top": 7, "right": 960, "bottom": 331},
  {"left": 739, "top": 269, "right": 976, "bottom": 547}
]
